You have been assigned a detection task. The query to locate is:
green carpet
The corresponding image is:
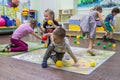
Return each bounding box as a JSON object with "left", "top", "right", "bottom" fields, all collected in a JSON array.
[
  {"left": 0, "top": 42, "right": 44, "bottom": 57},
  {"left": 12, "top": 47, "right": 115, "bottom": 75}
]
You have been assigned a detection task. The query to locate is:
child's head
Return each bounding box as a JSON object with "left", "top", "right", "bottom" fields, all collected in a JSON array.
[
  {"left": 52, "top": 28, "right": 66, "bottom": 44},
  {"left": 44, "top": 9, "right": 55, "bottom": 21},
  {"left": 29, "top": 19, "right": 37, "bottom": 29},
  {"left": 111, "top": 7, "right": 120, "bottom": 16},
  {"left": 92, "top": 5, "right": 102, "bottom": 13}
]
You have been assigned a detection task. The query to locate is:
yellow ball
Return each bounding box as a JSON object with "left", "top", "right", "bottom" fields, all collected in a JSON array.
[
  {"left": 56, "top": 60, "right": 63, "bottom": 67},
  {"left": 90, "top": 61, "right": 96, "bottom": 67},
  {"left": 47, "top": 20, "right": 52, "bottom": 25},
  {"left": 44, "top": 43, "right": 48, "bottom": 48},
  {"left": 69, "top": 34, "right": 72, "bottom": 37},
  {"left": 112, "top": 44, "right": 116, "bottom": 48},
  {"left": 76, "top": 41, "right": 80, "bottom": 45},
  {"left": 76, "top": 36, "right": 80, "bottom": 39}
]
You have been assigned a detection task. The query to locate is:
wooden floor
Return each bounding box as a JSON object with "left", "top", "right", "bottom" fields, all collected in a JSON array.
[{"left": 0, "top": 34, "right": 120, "bottom": 80}]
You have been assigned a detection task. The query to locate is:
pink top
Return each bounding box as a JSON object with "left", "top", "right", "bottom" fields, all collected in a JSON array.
[{"left": 12, "top": 23, "right": 33, "bottom": 39}]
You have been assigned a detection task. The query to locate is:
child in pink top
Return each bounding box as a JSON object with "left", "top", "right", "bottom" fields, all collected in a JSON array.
[{"left": 3, "top": 19, "right": 41, "bottom": 52}]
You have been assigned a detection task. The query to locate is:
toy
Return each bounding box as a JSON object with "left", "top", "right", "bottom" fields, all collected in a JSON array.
[
  {"left": 11, "top": 0, "right": 19, "bottom": 8},
  {"left": 103, "top": 45, "right": 107, "bottom": 49},
  {"left": 90, "top": 61, "right": 96, "bottom": 67},
  {"left": 76, "top": 41, "right": 80, "bottom": 45},
  {"left": 47, "top": 20, "right": 52, "bottom": 25},
  {"left": 42, "top": 35, "right": 47, "bottom": 41},
  {"left": 73, "top": 39, "right": 77, "bottom": 44},
  {"left": 108, "top": 43, "right": 112, "bottom": 47},
  {"left": 12, "top": 7, "right": 18, "bottom": 12},
  {"left": 22, "top": 8, "right": 29, "bottom": 16},
  {"left": 44, "top": 43, "right": 48, "bottom": 48},
  {"left": 97, "top": 41, "right": 101, "bottom": 46},
  {"left": 56, "top": 60, "right": 63, "bottom": 67},
  {"left": 7, "top": 0, "right": 19, "bottom": 8},
  {"left": 80, "top": 35, "right": 84, "bottom": 39},
  {"left": 0, "top": 18, "right": 6, "bottom": 26},
  {"left": 37, "top": 22, "right": 41, "bottom": 27},
  {"left": 41, "top": 41, "right": 45, "bottom": 44},
  {"left": 112, "top": 44, "right": 116, "bottom": 48},
  {"left": 76, "top": 35, "right": 80, "bottom": 39},
  {"left": 112, "top": 44, "right": 116, "bottom": 50}
]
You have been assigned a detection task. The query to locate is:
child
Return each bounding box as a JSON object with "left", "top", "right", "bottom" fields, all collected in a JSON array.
[
  {"left": 3, "top": 19, "right": 41, "bottom": 52},
  {"left": 103, "top": 7, "right": 120, "bottom": 43},
  {"left": 42, "top": 28, "right": 79, "bottom": 68},
  {"left": 39, "top": 9, "right": 60, "bottom": 46},
  {"left": 79, "top": 5, "right": 106, "bottom": 54}
]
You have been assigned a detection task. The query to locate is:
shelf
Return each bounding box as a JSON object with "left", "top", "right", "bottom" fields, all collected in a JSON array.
[
  {"left": 0, "top": 26, "right": 17, "bottom": 29},
  {"left": 0, "top": 26, "right": 17, "bottom": 34},
  {"left": 59, "top": 9, "right": 74, "bottom": 22}
]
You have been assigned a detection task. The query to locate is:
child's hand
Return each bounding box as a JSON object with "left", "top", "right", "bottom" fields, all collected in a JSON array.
[
  {"left": 44, "top": 33, "right": 52, "bottom": 36},
  {"left": 42, "top": 60, "right": 48, "bottom": 68},
  {"left": 43, "top": 33, "right": 49, "bottom": 37}
]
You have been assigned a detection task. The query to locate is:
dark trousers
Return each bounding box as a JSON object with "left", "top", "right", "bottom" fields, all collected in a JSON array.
[
  {"left": 10, "top": 38, "right": 28, "bottom": 52},
  {"left": 43, "top": 45, "right": 65, "bottom": 63}
]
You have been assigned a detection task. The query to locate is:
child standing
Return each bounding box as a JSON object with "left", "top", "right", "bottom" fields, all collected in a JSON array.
[
  {"left": 39, "top": 9, "right": 60, "bottom": 46},
  {"left": 79, "top": 5, "right": 106, "bottom": 54},
  {"left": 103, "top": 7, "right": 120, "bottom": 43},
  {"left": 42, "top": 28, "right": 79, "bottom": 68},
  {"left": 3, "top": 19, "right": 41, "bottom": 52}
]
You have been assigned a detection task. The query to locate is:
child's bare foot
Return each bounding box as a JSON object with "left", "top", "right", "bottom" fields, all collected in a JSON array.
[
  {"left": 87, "top": 49, "right": 96, "bottom": 56},
  {"left": 72, "top": 62, "right": 80, "bottom": 67},
  {"left": 92, "top": 44, "right": 95, "bottom": 48}
]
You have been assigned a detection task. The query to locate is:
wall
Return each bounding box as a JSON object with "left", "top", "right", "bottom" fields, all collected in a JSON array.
[
  {"left": 17, "top": 0, "right": 76, "bottom": 22},
  {"left": 39, "top": 0, "right": 75, "bottom": 22},
  {"left": 57, "top": 0, "right": 74, "bottom": 9},
  {"left": 39, "top": 0, "right": 58, "bottom": 22}
]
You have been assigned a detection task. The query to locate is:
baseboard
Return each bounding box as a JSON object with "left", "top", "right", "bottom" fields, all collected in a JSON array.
[{"left": 66, "top": 30, "right": 120, "bottom": 40}]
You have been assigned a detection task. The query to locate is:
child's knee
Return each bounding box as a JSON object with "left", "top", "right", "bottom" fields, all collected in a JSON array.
[
  {"left": 23, "top": 47, "right": 28, "bottom": 51},
  {"left": 21, "top": 46, "right": 28, "bottom": 51}
]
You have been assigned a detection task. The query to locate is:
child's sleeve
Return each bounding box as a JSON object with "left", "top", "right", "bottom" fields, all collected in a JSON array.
[
  {"left": 66, "top": 44, "right": 78, "bottom": 63},
  {"left": 26, "top": 25, "right": 34, "bottom": 33},
  {"left": 66, "top": 44, "right": 73, "bottom": 55},
  {"left": 65, "top": 37, "right": 72, "bottom": 54},
  {"left": 54, "top": 20, "right": 60, "bottom": 26}
]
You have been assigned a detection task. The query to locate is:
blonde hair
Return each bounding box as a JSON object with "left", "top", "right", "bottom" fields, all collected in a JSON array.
[{"left": 44, "top": 9, "right": 55, "bottom": 20}]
